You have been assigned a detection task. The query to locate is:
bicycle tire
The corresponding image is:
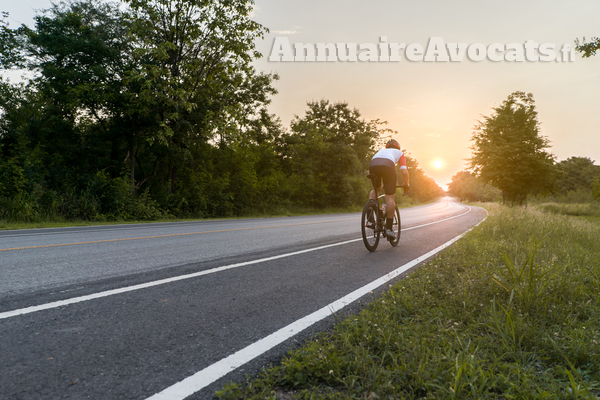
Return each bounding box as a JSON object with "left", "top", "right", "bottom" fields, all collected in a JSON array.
[
  {"left": 361, "top": 201, "right": 380, "bottom": 252},
  {"left": 388, "top": 206, "right": 401, "bottom": 246}
]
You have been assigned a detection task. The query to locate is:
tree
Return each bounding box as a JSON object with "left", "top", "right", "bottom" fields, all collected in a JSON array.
[
  {"left": 2, "top": 0, "right": 141, "bottom": 194},
  {"left": 124, "top": 0, "right": 277, "bottom": 195},
  {"left": 554, "top": 157, "right": 600, "bottom": 193},
  {"left": 448, "top": 171, "right": 478, "bottom": 202},
  {"left": 278, "top": 100, "right": 388, "bottom": 208},
  {"left": 469, "top": 91, "right": 555, "bottom": 205},
  {"left": 592, "top": 178, "right": 600, "bottom": 201},
  {"left": 402, "top": 154, "right": 445, "bottom": 202},
  {"left": 1, "top": 0, "right": 278, "bottom": 209},
  {"left": 576, "top": 37, "right": 600, "bottom": 58},
  {"left": 447, "top": 170, "right": 500, "bottom": 202}
]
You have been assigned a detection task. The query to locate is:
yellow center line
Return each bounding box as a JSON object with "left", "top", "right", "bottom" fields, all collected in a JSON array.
[{"left": 0, "top": 218, "right": 357, "bottom": 252}]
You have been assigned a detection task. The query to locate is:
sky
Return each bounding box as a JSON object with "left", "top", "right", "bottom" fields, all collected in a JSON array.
[{"left": 3, "top": 0, "right": 600, "bottom": 189}]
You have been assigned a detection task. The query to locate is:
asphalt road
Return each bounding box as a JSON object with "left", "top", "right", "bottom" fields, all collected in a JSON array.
[{"left": 0, "top": 197, "right": 486, "bottom": 399}]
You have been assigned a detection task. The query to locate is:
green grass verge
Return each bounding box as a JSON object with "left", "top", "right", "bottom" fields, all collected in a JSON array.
[
  {"left": 534, "top": 202, "right": 600, "bottom": 218},
  {"left": 216, "top": 203, "right": 600, "bottom": 399}
]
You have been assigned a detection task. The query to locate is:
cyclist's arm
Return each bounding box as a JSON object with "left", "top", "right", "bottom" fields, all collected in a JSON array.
[
  {"left": 398, "top": 154, "right": 409, "bottom": 187},
  {"left": 401, "top": 168, "right": 409, "bottom": 187}
]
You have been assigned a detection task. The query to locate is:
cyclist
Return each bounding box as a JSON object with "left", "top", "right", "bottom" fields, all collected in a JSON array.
[{"left": 368, "top": 138, "right": 409, "bottom": 240}]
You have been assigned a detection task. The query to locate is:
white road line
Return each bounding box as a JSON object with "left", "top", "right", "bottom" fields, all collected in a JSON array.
[
  {"left": 146, "top": 208, "right": 485, "bottom": 400},
  {"left": 0, "top": 239, "right": 360, "bottom": 320},
  {"left": 0, "top": 207, "right": 473, "bottom": 320}
]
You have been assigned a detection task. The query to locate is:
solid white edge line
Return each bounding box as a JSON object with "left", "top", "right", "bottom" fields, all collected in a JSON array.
[
  {"left": 0, "top": 206, "right": 474, "bottom": 320},
  {"left": 146, "top": 208, "right": 486, "bottom": 400}
]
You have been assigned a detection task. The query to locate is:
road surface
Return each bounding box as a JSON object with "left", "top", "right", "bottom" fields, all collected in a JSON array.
[{"left": 0, "top": 197, "right": 486, "bottom": 399}]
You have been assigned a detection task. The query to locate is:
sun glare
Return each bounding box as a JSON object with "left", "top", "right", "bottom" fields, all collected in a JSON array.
[{"left": 434, "top": 160, "right": 443, "bottom": 169}]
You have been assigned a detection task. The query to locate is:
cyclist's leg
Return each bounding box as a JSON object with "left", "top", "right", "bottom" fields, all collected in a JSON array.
[
  {"left": 380, "top": 165, "right": 398, "bottom": 235},
  {"left": 389, "top": 205, "right": 401, "bottom": 246},
  {"left": 369, "top": 184, "right": 382, "bottom": 201},
  {"left": 367, "top": 166, "right": 382, "bottom": 201},
  {"left": 384, "top": 194, "right": 396, "bottom": 218}
]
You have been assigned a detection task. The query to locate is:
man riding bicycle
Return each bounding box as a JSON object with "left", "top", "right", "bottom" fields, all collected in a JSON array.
[{"left": 368, "top": 138, "right": 409, "bottom": 240}]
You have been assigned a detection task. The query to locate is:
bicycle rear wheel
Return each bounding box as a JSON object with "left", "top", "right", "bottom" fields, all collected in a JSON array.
[
  {"left": 361, "top": 201, "right": 380, "bottom": 252},
  {"left": 388, "top": 206, "right": 401, "bottom": 246}
]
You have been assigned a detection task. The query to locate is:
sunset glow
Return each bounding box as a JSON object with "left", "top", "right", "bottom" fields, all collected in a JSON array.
[{"left": 434, "top": 160, "right": 443, "bottom": 169}]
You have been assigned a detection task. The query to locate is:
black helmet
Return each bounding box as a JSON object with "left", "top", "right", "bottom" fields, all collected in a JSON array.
[{"left": 385, "top": 138, "right": 401, "bottom": 150}]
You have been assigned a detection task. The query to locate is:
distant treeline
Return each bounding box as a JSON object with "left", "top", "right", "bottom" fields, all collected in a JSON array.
[
  {"left": 446, "top": 91, "right": 600, "bottom": 205},
  {"left": 449, "top": 158, "right": 600, "bottom": 204},
  {"left": 0, "top": 0, "right": 443, "bottom": 222}
]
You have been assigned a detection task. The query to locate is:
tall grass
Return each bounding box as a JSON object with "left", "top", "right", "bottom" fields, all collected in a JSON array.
[
  {"left": 217, "top": 204, "right": 600, "bottom": 399},
  {"left": 535, "top": 202, "right": 600, "bottom": 218}
]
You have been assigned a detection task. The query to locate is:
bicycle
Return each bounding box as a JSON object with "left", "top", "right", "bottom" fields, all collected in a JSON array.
[{"left": 361, "top": 174, "right": 406, "bottom": 252}]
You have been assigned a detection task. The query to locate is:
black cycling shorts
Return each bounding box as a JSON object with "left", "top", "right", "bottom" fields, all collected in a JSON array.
[{"left": 369, "top": 158, "right": 397, "bottom": 195}]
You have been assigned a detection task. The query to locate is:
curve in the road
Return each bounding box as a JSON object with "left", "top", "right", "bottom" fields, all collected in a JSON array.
[
  {"left": 0, "top": 199, "right": 487, "bottom": 400},
  {"left": 147, "top": 207, "right": 486, "bottom": 400},
  {"left": 0, "top": 207, "right": 473, "bottom": 320}
]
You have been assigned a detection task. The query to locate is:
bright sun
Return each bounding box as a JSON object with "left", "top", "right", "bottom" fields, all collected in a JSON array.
[{"left": 434, "top": 160, "right": 443, "bottom": 169}]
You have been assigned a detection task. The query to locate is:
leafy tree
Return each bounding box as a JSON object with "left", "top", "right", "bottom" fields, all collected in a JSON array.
[
  {"left": 0, "top": 80, "right": 47, "bottom": 198},
  {"left": 448, "top": 171, "right": 478, "bottom": 202},
  {"left": 171, "top": 110, "right": 288, "bottom": 217},
  {"left": 576, "top": 37, "right": 600, "bottom": 58},
  {"left": 1, "top": 0, "right": 280, "bottom": 219},
  {"left": 279, "top": 100, "right": 389, "bottom": 208},
  {"left": 469, "top": 91, "right": 555, "bottom": 205},
  {"left": 2, "top": 0, "right": 138, "bottom": 193},
  {"left": 124, "top": 0, "right": 277, "bottom": 195},
  {"left": 554, "top": 157, "right": 600, "bottom": 193},
  {"left": 447, "top": 170, "right": 500, "bottom": 202},
  {"left": 0, "top": 12, "right": 26, "bottom": 68},
  {"left": 402, "top": 154, "right": 444, "bottom": 202},
  {"left": 1, "top": 3, "right": 449, "bottom": 221},
  {"left": 592, "top": 178, "right": 600, "bottom": 201}
]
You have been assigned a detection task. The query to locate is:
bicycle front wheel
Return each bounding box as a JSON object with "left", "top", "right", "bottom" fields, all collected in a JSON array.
[
  {"left": 388, "top": 206, "right": 401, "bottom": 246},
  {"left": 361, "top": 201, "right": 380, "bottom": 252}
]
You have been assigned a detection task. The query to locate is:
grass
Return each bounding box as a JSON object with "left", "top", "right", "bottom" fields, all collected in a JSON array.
[
  {"left": 216, "top": 203, "right": 600, "bottom": 399},
  {"left": 534, "top": 202, "right": 600, "bottom": 218},
  {"left": 534, "top": 202, "right": 600, "bottom": 225}
]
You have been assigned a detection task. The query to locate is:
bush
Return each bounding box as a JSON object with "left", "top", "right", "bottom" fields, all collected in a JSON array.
[
  {"left": 59, "top": 188, "right": 102, "bottom": 221},
  {"left": 0, "top": 192, "right": 40, "bottom": 222},
  {"left": 592, "top": 178, "right": 600, "bottom": 201}
]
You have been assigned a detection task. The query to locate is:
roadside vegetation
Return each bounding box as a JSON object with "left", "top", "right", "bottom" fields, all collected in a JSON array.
[
  {"left": 0, "top": 194, "right": 431, "bottom": 230},
  {"left": 0, "top": 1, "right": 443, "bottom": 226},
  {"left": 216, "top": 203, "right": 600, "bottom": 399},
  {"left": 535, "top": 202, "right": 600, "bottom": 218}
]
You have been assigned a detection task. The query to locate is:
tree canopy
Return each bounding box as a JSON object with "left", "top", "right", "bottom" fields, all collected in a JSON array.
[
  {"left": 447, "top": 170, "right": 500, "bottom": 203},
  {"left": 576, "top": 37, "right": 600, "bottom": 58},
  {"left": 555, "top": 157, "right": 600, "bottom": 193},
  {"left": 0, "top": 1, "right": 444, "bottom": 222},
  {"left": 468, "top": 91, "right": 555, "bottom": 205},
  {"left": 278, "top": 100, "right": 389, "bottom": 208}
]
